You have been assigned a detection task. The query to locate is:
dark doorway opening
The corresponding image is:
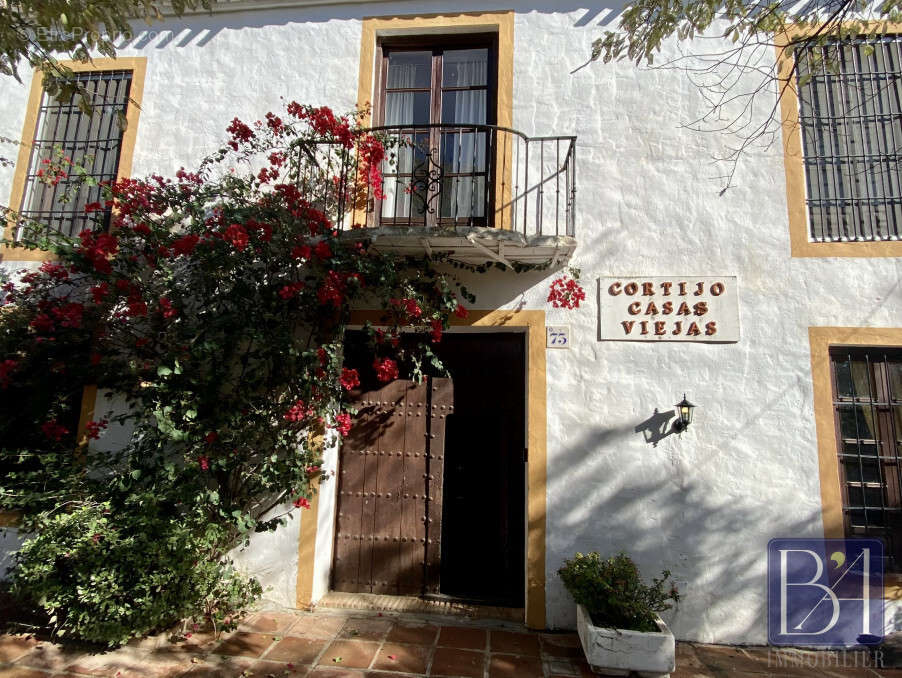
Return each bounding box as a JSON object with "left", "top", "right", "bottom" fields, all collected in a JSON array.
[
  {"left": 341, "top": 331, "right": 526, "bottom": 607},
  {"left": 435, "top": 332, "right": 526, "bottom": 607}
]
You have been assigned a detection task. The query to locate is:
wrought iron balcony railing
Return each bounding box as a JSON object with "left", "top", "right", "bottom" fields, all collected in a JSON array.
[{"left": 295, "top": 124, "right": 576, "bottom": 239}]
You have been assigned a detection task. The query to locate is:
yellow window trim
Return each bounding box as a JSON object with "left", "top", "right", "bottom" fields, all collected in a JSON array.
[
  {"left": 809, "top": 327, "right": 902, "bottom": 598},
  {"left": 778, "top": 23, "right": 902, "bottom": 257},
  {"left": 296, "top": 309, "right": 548, "bottom": 629},
  {"left": 2, "top": 57, "right": 147, "bottom": 262},
  {"left": 355, "top": 11, "right": 514, "bottom": 230}
]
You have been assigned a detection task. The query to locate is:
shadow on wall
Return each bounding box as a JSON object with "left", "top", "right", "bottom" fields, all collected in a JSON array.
[
  {"left": 545, "top": 420, "right": 825, "bottom": 644},
  {"left": 114, "top": 1, "right": 630, "bottom": 55}
]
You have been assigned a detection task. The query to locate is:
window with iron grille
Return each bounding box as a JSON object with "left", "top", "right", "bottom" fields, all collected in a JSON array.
[
  {"left": 16, "top": 70, "right": 133, "bottom": 239},
  {"left": 796, "top": 36, "right": 902, "bottom": 242},
  {"left": 831, "top": 347, "right": 902, "bottom": 571}
]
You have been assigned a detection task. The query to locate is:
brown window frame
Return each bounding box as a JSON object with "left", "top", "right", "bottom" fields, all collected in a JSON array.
[
  {"left": 372, "top": 35, "right": 499, "bottom": 229},
  {"left": 830, "top": 346, "right": 902, "bottom": 570}
]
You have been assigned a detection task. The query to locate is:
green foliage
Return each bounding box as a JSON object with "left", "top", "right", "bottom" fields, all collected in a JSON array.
[
  {"left": 591, "top": 0, "right": 902, "bottom": 67},
  {"left": 0, "top": 103, "right": 475, "bottom": 645},
  {"left": 558, "top": 552, "right": 679, "bottom": 633},
  {"left": 1, "top": 0, "right": 212, "bottom": 97},
  {"left": 9, "top": 503, "right": 261, "bottom": 645}
]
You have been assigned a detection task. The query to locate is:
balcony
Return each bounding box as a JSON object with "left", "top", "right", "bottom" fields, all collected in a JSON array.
[{"left": 298, "top": 124, "right": 577, "bottom": 268}]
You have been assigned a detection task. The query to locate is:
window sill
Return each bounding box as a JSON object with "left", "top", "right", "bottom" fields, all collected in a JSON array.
[{"left": 791, "top": 238, "right": 902, "bottom": 258}]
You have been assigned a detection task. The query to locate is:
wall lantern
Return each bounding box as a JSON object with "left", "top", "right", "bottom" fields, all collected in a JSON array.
[{"left": 674, "top": 394, "right": 696, "bottom": 432}]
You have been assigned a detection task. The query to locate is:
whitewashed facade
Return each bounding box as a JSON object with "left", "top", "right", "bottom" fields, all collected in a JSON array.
[{"left": 2, "top": 0, "right": 902, "bottom": 646}]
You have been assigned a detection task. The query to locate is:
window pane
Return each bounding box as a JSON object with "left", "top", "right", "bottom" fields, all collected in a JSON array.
[
  {"left": 442, "top": 49, "right": 488, "bottom": 87},
  {"left": 385, "top": 91, "right": 431, "bottom": 126},
  {"left": 440, "top": 175, "right": 485, "bottom": 219},
  {"left": 441, "top": 90, "right": 487, "bottom": 125},
  {"left": 839, "top": 403, "right": 879, "bottom": 441},
  {"left": 441, "top": 131, "right": 486, "bottom": 173},
  {"left": 386, "top": 51, "right": 432, "bottom": 89},
  {"left": 834, "top": 355, "right": 876, "bottom": 399}
]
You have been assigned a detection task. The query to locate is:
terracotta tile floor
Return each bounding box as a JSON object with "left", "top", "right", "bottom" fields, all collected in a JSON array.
[{"left": 3, "top": 608, "right": 902, "bottom": 677}]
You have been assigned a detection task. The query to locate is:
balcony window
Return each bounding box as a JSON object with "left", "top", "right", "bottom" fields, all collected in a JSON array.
[{"left": 377, "top": 40, "right": 495, "bottom": 227}]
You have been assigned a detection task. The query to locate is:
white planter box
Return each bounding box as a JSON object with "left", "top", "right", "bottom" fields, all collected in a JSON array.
[{"left": 576, "top": 604, "right": 675, "bottom": 678}]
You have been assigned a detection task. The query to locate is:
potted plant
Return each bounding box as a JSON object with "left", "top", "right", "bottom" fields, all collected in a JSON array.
[{"left": 558, "top": 552, "right": 680, "bottom": 678}]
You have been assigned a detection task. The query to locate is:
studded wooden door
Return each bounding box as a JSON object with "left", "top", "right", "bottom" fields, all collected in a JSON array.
[{"left": 332, "top": 376, "right": 451, "bottom": 595}]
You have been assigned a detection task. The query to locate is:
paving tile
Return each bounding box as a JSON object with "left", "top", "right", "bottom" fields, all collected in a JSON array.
[
  {"left": 540, "top": 633, "right": 583, "bottom": 660},
  {"left": 544, "top": 658, "right": 581, "bottom": 676},
  {"left": 287, "top": 615, "right": 347, "bottom": 640},
  {"left": 384, "top": 623, "right": 438, "bottom": 646},
  {"left": 240, "top": 612, "right": 299, "bottom": 635},
  {"left": 488, "top": 654, "right": 544, "bottom": 678},
  {"left": 370, "top": 642, "right": 430, "bottom": 673},
  {"left": 0, "top": 668, "right": 53, "bottom": 678},
  {"left": 306, "top": 668, "right": 368, "bottom": 677},
  {"left": 249, "top": 659, "right": 303, "bottom": 675},
  {"left": 264, "top": 636, "right": 328, "bottom": 664},
  {"left": 436, "top": 627, "right": 487, "bottom": 651},
  {"left": 429, "top": 647, "right": 485, "bottom": 678},
  {"left": 489, "top": 630, "right": 541, "bottom": 657},
  {"left": 317, "top": 640, "right": 380, "bottom": 669},
  {"left": 13, "top": 642, "right": 87, "bottom": 671},
  {"left": 179, "top": 655, "right": 257, "bottom": 678},
  {"left": 0, "top": 635, "right": 40, "bottom": 663},
  {"left": 693, "top": 644, "right": 772, "bottom": 674},
  {"left": 337, "top": 619, "right": 392, "bottom": 642},
  {"left": 214, "top": 631, "right": 277, "bottom": 658}
]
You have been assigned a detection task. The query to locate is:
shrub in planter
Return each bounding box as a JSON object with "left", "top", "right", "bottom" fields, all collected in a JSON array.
[{"left": 558, "top": 551, "right": 679, "bottom": 632}]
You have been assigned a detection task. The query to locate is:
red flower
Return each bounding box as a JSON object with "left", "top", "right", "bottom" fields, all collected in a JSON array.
[
  {"left": 291, "top": 245, "right": 311, "bottom": 260},
  {"left": 41, "top": 419, "right": 70, "bottom": 442},
  {"left": 91, "top": 283, "right": 110, "bottom": 303},
  {"left": 293, "top": 497, "right": 311, "bottom": 510},
  {"left": 305, "top": 465, "right": 320, "bottom": 474},
  {"left": 284, "top": 399, "right": 307, "bottom": 423},
  {"left": 372, "top": 357, "right": 399, "bottom": 383},
  {"left": 339, "top": 368, "right": 360, "bottom": 391},
  {"left": 39, "top": 261, "right": 69, "bottom": 280},
  {"left": 205, "top": 432, "right": 219, "bottom": 444},
  {"left": 279, "top": 282, "right": 305, "bottom": 300},
  {"left": 317, "top": 271, "right": 346, "bottom": 308},
  {"left": 333, "top": 412, "right": 352, "bottom": 437},
  {"left": 50, "top": 302, "right": 83, "bottom": 329},
  {"left": 226, "top": 117, "right": 255, "bottom": 150},
  {"left": 314, "top": 241, "right": 332, "bottom": 260},
  {"left": 547, "top": 276, "right": 586, "bottom": 309},
  {"left": 29, "top": 313, "right": 54, "bottom": 333},
  {"left": 430, "top": 318, "right": 443, "bottom": 343},
  {"left": 0, "top": 359, "right": 18, "bottom": 388},
  {"left": 127, "top": 298, "right": 148, "bottom": 317},
  {"left": 224, "top": 223, "right": 249, "bottom": 252},
  {"left": 172, "top": 234, "right": 200, "bottom": 256},
  {"left": 84, "top": 201, "right": 103, "bottom": 213},
  {"left": 158, "top": 297, "right": 178, "bottom": 319},
  {"left": 198, "top": 456, "right": 210, "bottom": 471},
  {"left": 454, "top": 303, "right": 469, "bottom": 318},
  {"left": 84, "top": 419, "right": 108, "bottom": 440}
]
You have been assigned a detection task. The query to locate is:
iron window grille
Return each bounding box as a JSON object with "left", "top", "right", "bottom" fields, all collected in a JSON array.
[
  {"left": 830, "top": 347, "right": 902, "bottom": 571},
  {"left": 796, "top": 35, "right": 902, "bottom": 242},
  {"left": 16, "top": 69, "right": 133, "bottom": 239}
]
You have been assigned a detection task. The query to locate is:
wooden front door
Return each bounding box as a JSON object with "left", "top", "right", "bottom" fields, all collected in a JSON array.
[{"left": 332, "top": 377, "right": 451, "bottom": 595}]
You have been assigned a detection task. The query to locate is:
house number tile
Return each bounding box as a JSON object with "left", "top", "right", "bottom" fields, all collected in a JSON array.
[{"left": 546, "top": 325, "right": 571, "bottom": 349}]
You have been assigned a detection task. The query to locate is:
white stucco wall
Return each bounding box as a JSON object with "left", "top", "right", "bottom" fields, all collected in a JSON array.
[{"left": 2, "top": 0, "right": 901, "bottom": 645}]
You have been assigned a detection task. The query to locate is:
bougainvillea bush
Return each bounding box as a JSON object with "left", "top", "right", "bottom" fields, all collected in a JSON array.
[{"left": 0, "top": 103, "right": 472, "bottom": 644}]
